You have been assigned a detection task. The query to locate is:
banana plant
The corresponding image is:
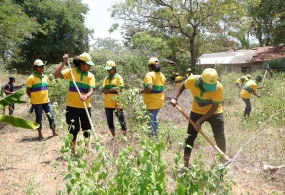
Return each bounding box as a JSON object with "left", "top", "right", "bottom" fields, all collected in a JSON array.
[{"left": 0, "top": 90, "right": 39, "bottom": 130}]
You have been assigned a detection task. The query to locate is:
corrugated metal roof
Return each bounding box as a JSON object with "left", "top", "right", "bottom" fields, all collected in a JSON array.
[{"left": 198, "top": 50, "right": 256, "bottom": 65}]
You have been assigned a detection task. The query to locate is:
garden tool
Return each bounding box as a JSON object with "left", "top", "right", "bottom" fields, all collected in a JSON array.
[
  {"left": 260, "top": 68, "right": 268, "bottom": 87},
  {"left": 175, "top": 105, "right": 231, "bottom": 162}
]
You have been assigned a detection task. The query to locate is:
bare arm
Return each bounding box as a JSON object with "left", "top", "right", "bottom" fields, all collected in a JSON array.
[
  {"left": 53, "top": 54, "right": 68, "bottom": 78},
  {"left": 101, "top": 88, "right": 118, "bottom": 94},
  {"left": 140, "top": 85, "right": 153, "bottom": 94},
  {"left": 80, "top": 88, "right": 94, "bottom": 101},
  {"left": 26, "top": 88, "right": 31, "bottom": 99},
  {"left": 253, "top": 91, "right": 261, "bottom": 98},
  {"left": 5, "top": 89, "right": 13, "bottom": 95},
  {"left": 170, "top": 83, "right": 185, "bottom": 106}
]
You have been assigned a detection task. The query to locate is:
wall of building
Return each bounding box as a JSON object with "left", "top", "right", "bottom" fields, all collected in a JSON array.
[{"left": 199, "top": 62, "right": 263, "bottom": 73}]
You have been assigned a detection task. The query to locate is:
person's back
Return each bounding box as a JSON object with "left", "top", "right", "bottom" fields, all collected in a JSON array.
[
  {"left": 143, "top": 71, "right": 166, "bottom": 109},
  {"left": 236, "top": 75, "right": 250, "bottom": 87},
  {"left": 175, "top": 75, "right": 183, "bottom": 88}
]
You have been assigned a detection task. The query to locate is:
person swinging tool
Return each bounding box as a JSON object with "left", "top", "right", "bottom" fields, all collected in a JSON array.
[
  {"left": 53, "top": 53, "right": 95, "bottom": 156},
  {"left": 170, "top": 68, "right": 226, "bottom": 168}
]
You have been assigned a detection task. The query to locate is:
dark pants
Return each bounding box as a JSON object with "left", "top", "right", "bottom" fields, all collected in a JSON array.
[
  {"left": 66, "top": 106, "right": 91, "bottom": 141},
  {"left": 9, "top": 103, "right": 14, "bottom": 115},
  {"left": 33, "top": 103, "right": 56, "bottom": 130},
  {"left": 105, "top": 108, "right": 127, "bottom": 132},
  {"left": 242, "top": 98, "right": 251, "bottom": 116},
  {"left": 185, "top": 112, "right": 226, "bottom": 155}
]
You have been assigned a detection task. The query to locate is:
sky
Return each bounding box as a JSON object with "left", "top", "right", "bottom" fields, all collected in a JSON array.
[{"left": 81, "top": 0, "right": 122, "bottom": 42}]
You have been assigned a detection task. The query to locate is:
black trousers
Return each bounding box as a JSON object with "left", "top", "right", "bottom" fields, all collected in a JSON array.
[
  {"left": 185, "top": 112, "right": 226, "bottom": 155},
  {"left": 242, "top": 98, "right": 251, "bottom": 116}
]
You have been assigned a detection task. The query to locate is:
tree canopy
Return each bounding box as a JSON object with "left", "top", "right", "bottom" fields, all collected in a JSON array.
[{"left": 2, "top": 0, "right": 93, "bottom": 75}]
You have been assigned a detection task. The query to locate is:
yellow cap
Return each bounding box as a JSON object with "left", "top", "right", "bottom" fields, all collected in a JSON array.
[
  {"left": 104, "top": 60, "right": 116, "bottom": 70},
  {"left": 148, "top": 57, "right": 159, "bottom": 65},
  {"left": 201, "top": 68, "right": 218, "bottom": 92},
  {"left": 34, "top": 59, "right": 44, "bottom": 66},
  {"left": 78, "top": 53, "right": 95, "bottom": 66}
]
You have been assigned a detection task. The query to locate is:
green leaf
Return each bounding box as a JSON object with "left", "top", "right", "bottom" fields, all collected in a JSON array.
[
  {"left": 0, "top": 89, "right": 4, "bottom": 98},
  {"left": 63, "top": 173, "right": 73, "bottom": 181},
  {"left": 0, "top": 115, "right": 40, "bottom": 130},
  {"left": 0, "top": 90, "right": 25, "bottom": 109}
]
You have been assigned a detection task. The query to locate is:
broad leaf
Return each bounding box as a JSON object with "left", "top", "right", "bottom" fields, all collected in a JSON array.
[
  {"left": 0, "top": 89, "right": 4, "bottom": 98},
  {"left": 0, "top": 115, "right": 39, "bottom": 130},
  {"left": 0, "top": 90, "right": 25, "bottom": 109}
]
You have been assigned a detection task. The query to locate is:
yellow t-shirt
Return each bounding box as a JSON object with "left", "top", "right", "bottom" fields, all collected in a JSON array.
[
  {"left": 184, "top": 75, "right": 223, "bottom": 114},
  {"left": 61, "top": 68, "right": 95, "bottom": 108},
  {"left": 175, "top": 76, "right": 184, "bottom": 88},
  {"left": 236, "top": 76, "right": 248, "bottom": 85},
  {"left": 239, "top": 80, "right": 257, "bottom": 99},
  {"left": 26, "top": 72, "right": 50, "bottom": 104},
  {"left": 143, "top": 71, "right": 166, "bottom": 110},
  {"left": 102, "top": 73, "right": 124, "bottom": 108},
  {"left": 186, "top": 73, "right": 192, "bottom": 78}
]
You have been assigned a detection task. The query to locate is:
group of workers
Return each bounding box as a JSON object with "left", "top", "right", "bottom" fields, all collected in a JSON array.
[
  {"left": 170, "top": 68, "right": 193, "bottom": 88},
  {"left": 3, "top": 54, "right": 265, "bottom": 168},
  {"left": 236, "top": 74, "right": 263, "bottom": 117}
]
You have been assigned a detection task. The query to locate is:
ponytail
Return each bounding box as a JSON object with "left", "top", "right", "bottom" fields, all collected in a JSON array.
[
  {"left": 73, "top": 57, "right": 85, "bottom": 67},
  {"left": 149, "top": 64, "right": 161, "bottom": 72}
]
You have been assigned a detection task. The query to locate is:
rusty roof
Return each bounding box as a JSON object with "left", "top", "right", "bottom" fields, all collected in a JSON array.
[{"left": 250, "top": 45, "right": 285, "bottom": 62}]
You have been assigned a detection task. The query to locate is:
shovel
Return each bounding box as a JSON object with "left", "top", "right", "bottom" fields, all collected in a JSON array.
[{"left": 175, "top": 105, "right": 231, "bottom": 162}]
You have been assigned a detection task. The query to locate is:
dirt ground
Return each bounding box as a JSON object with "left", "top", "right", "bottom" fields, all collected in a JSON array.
[{"left": 1, "top": 121, "right": 284, "bottom": 194}]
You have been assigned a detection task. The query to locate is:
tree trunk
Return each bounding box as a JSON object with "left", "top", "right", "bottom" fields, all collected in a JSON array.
[{"left": 190, "top": 26, "right": 197, "bottom": 73}]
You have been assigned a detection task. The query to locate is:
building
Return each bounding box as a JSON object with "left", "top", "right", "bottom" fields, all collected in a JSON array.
[{"left": 197, "top": 45, "right": 285, "bottom": 73}]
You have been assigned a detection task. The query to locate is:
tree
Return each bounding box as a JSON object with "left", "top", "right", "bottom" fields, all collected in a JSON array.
[
  {"left": 131, "top": 32, "right": 171, "bottom": 59},
  {"left": 0, "top": 0, "right": 38, "bottom": 63},
  {"left": 111, "top": 0, "right": 244, "bottom": 68},
  {"left": 9, "top": 0, "right": 93, "bottom": 75},
  {"left": 248, "top": 0, "right": 285, "bottom": 46}
]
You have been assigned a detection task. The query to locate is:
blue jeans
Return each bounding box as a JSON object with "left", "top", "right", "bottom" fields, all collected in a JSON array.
[
  {"left": 33, "top": 103, "right": 56, "bottom": 130},
  {"left": 148, "top": 109, "right": 160, "bottom": 136},
  {"left": 105, "top": 108, "right": 127, "bottom": 132}
]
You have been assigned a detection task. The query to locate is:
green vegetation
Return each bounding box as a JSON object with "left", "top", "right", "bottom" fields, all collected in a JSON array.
[{"left": 0, "top": 90, "right": 39, "bottom": 129}]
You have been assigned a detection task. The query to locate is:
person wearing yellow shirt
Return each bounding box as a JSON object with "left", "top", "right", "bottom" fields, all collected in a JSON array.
[
  {"left": 170, "top": 68, "right": 226, "bottom": 168},
  {"left": 53, "top": 53, "right": 95, "bottom": 155},
  {"left": 140, "top": 57, "right": 166, "bottom": 137},
  {"left": 186, "top": 68, "right": 192, "bottom": 78},
  {"left": 175, "top": 73, "right": 184, "bottom": 88},
  {"left": 239, "top": 76, "right": 262, "bottom": 117},
  {"left": 236, "top": 75, "right": 251, "bottom": 88},
  {"left": 26, "top": 59, "right": 57, "bottom": 140},
  {"left": 101, "top": 61, "right": 127, "bottom": 138}
]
